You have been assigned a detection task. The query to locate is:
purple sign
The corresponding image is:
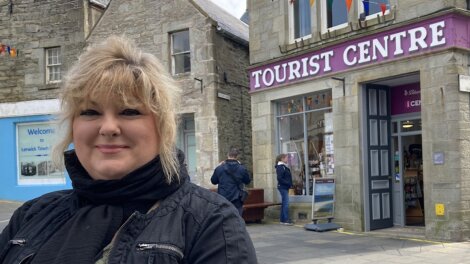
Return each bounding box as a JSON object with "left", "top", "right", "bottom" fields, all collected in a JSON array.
[
  {"left": 391, "top": 83, "right": 421, "bottom": 115},
  {"left": 249, "top": 14, "right": 470, "bottom": 91}
]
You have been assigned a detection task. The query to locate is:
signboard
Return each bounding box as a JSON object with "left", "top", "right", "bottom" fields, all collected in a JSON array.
[
  {"left": 17, "top": 122, "right": 64, "bottom": 185},
  {"left": 459, "top": 74, "right": 470, "bottom": 93},
  {"left": 391, "top": 83, "right": 421, "bottom": 115},
  {"left": 248, "top": 14, "right": 470, "bottom": 91},
  {"left": 312, "top": 178, "right": 335, "bottom": 219}
]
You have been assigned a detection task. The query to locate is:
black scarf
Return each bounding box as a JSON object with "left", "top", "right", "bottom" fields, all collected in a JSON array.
[{"left": 31, "top": 150, "right": 188, "bottom": 264}]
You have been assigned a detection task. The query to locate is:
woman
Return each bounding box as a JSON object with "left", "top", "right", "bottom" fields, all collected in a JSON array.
[
  {"left": 275, "top": 153, "right": 293, "bottom": 225},
  {"left": 0, "top": 36, "right": 257, "bottom": 264}
]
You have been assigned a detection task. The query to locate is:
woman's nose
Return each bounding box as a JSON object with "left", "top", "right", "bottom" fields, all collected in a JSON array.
[{"left": 99, "top": 115, "right": 121, "bottom": 137}]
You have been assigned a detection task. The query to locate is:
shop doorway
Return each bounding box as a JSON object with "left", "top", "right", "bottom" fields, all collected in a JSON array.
[
  {"left": 392, "top": 118, "right": 424, "bottom": 226},
  {"left": 362, "top": 73, "right": 421, "bottom": 231}
]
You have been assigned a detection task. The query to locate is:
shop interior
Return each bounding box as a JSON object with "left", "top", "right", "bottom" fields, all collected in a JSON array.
[{"left": 401, "top": 134, "right": 424, "bottom": 226}]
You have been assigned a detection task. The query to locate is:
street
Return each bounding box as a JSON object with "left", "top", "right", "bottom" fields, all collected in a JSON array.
[{"left": 1, "top": 201, "right": 470, "bottom": 264}]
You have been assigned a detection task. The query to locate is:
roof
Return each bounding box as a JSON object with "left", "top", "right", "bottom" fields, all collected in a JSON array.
[{"left": 192, "top": 0, "right": 248, "bottom": 45}]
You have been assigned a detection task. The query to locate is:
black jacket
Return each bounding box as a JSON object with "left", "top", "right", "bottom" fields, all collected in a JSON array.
[
  {"left": 210, "top": 160, "right": 251, "bottom": 202},
  {"left": 275, "top": 163, "right": 293, "bottom": 190},
  {"left": 0, "top": 163, "right": 257, "bottom": 264}
]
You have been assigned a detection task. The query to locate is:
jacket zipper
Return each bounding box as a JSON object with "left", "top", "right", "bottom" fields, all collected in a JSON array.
[
  {"left": 136, "top": 243, "right": 184, "bottom": 259},
  {"left": 9, "top": 239, "right": 26, "bottom": 246}
]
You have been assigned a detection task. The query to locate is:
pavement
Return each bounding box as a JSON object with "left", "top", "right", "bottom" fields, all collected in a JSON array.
[{"left": 1, "top": 201, "right": 470, "bottom": 263}]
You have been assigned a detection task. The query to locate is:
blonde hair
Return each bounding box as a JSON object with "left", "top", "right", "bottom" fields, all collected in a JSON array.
[{"left": 53, "top": 35, "right": 181, "bottom": 183}]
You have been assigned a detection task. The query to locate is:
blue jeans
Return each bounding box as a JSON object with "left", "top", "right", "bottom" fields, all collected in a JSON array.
[{"left": 278, "top": 188, "right": 289, "bottom": 222}]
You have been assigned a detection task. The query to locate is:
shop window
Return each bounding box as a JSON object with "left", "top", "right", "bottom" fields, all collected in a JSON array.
[
  {"left": 45, "top": 47, "right": 61, "bottom": 83},
  {"left": 321, "top": 0, "right": 348, "bottom": 32},
  {"left": 289, "top": 0, "right": 312, "bottom": 41},
  {"left": 359, "top": 0, "right": 390, "bottom": 20},
  {"left": 16, "top": 121, "right": 65, "bottom": 185},
  {"left": 171, "top": 30, "right": 190, "bottom": 75},
  {"left": 277, "top": 90, "right": 333, "bottom": 197}
]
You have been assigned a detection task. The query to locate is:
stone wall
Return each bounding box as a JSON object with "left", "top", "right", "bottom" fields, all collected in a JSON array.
[
  {"left": 213, "top": 33, "right": 252, "bottom": 174},
  {"left": 0, "top": 0, "right": 87, "bottom": 103}
]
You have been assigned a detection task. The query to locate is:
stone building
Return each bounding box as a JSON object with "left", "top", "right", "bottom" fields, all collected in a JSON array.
[
  {"left": 0, "top": 0, "right": 251, "bottom": 200},
  {"left": 87, "top": 0, "right": 251, "bottom": 186},
  {"left": 248, "top": 0, "right": 470, "bottom": 241},
  {"left": 0, "top": 0, "right": 108, "bottom": 200}
]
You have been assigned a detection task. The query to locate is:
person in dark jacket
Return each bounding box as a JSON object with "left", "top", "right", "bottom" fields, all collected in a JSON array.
[
  {"left": 0, "top": 36, "right": 257, "bottom": 264},
  {"left": 211, "top": 147, "right": 251, "bottom": 216},
  {"left": 275, "top": 153, "right": 293, "bottom": 225}
]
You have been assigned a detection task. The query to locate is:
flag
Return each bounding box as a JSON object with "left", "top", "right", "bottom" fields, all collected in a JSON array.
[
  {"left": 10, "top": 48, "right": 16, "bottom": 57},
  {"left": 310, "top": 0, "right": 314, "bottom": 6},
  {"left": 362, "top": 0, "right": 369, "bottom": 16},
  {"left": 380, "top": 3, "right": 386, "bottom": 15},
  {"left": 345, "top": 0, "right": 352, "bottom": 12}
]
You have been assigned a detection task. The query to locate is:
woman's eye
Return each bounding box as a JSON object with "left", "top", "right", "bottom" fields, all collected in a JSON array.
[
  {"left": 121, "top": 109, "right": 141, "bottom": 116},
  {"left": 79, "top": 109, "right": 99, "bottom": 116}
]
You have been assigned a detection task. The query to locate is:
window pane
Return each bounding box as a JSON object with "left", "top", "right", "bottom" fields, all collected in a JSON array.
[
  {"left": 278, "top": 97, "right": 303, "bottom": 115},
  {"left": 278, "top": 114, "right": 305, "bottom": 195},
  {"left": 173, "top": 53, "right": 191, "bottom": 74},
  {"left": 172, "top": 31, "right": 189, "bottom": 53},
  {"left": 327, "top": 0, "right": 348, "bottom": 28},
  {"left": 306, "top": 90, "right": 332, "bottom": 111},
  {"left": 364, "top": 0, "right": 389, "bottom": 16},
  {"left": 294, "top": 0, "right": 311, "bottom": 38}
]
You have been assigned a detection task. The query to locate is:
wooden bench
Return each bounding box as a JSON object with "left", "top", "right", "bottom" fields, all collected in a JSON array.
[
  {"left": 242, "top": 188, "right": 279, "bottom": 223},
  {"left": 210, "top": 188, "right": 279, "bottom": 222}
]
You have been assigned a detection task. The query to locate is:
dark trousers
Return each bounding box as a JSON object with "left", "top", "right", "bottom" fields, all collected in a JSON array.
[{"left": 278, "top": 188, "right": 289, "bottom": 222}]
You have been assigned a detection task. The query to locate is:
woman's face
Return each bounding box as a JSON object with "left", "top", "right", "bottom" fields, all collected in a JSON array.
[{"left": 72, "top": 99, "right": 160, "bottom": 180}]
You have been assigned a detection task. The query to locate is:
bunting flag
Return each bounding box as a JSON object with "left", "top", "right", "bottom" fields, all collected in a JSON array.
[
  {"left": 310, "top": 0, "right": 314, "bottom": 6},
  {"left": 362, "top": 0, "right": 369, "bottom": 16},
  {"left": 345, "top": 0, "right": 352, "bottom": 12},
  {"left": 0, "top": 42, "right": 18, "bottom": 57},
  {"left": 10, "top": 48, "right": 17, "bottom": 57},
  {"left": 380, "top": 3, "right": 386, "bottom": 15},
  {"left": 327, "top": 0, "right": 333, "bottom": 9}
]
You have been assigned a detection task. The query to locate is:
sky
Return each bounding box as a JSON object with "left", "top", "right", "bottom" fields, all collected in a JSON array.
[{"left": 210, "top": 0, "right": 247, "bottom": 19}]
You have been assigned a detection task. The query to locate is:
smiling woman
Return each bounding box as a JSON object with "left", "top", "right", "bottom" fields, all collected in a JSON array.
[{"left": 0, "top": 36, "right": 257, "bottom": 264}]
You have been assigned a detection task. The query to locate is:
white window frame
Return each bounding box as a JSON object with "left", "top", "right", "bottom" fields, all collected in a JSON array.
[
  {"left": 288, "top": 0, "right": 312, "bottom": 43},
  {"left": 170, "top": 30, "right": 191, "bottom": 75},
  {"left": 358, "top": 0, "right": 391, "bottom": 21},
  {"left": 320, "top": 0, "right": 349, "bottom": 33},
  {"left": 45, "top": 47, "right": 61, "bottom": 84}
]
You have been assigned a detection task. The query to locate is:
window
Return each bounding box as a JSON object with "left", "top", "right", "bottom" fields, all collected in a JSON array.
[
  {"left": 46, "top": 47, "right": 61, "bottom": 83},
  {"left": 322, "top": 0, "right": 348, "bottom": 32},
  {"left": 171, "top": 30, "right": 190, "bottom": 75},
  {"left": 277, "top": 90, "right": 333, "bottom": 197},
  {"left": 290, "top": 0, "right": 312, "bottom": 40},
  {"left": 359, "top": 0, "right": 390, "bottom": 20}
]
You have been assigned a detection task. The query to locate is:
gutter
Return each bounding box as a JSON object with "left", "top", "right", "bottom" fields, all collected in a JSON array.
[{"left": 215, "top": 25, "right": 249, "bottom": 47}]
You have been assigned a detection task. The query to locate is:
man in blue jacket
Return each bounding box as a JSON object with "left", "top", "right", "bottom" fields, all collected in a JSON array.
[{"left": 211, "top": 147, "right": 251, "bottom": 216}]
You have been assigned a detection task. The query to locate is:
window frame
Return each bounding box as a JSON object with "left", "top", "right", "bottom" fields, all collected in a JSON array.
[
  {"left": 276, "top": 90, "right": 334, "bottom": 199},
  {"left": 320, "top": 0, "right": 349, "bottom": 33},
  {"left": 288, "top": 0, "right": 312, "bottom": 43},
  {"left": 170, "top": 29, "right": 191, "bottom": 75},
  {"left": 45, "top": 47, "right": 62, "bottom": 84}
]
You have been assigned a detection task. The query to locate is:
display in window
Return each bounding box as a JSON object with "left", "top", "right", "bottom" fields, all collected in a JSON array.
[{"left": 17, "top": 122, "right": 65, "bottom": 185}]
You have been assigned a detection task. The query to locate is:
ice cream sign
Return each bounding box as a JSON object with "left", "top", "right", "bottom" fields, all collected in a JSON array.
[{"left": 249, "top": 14, "right": 470, "bottom": 91}]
